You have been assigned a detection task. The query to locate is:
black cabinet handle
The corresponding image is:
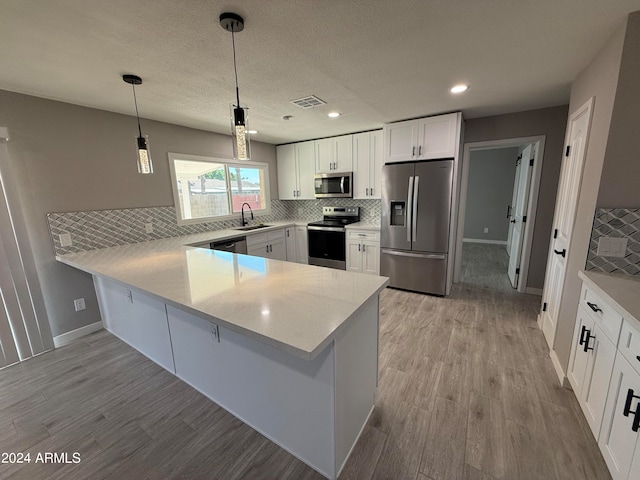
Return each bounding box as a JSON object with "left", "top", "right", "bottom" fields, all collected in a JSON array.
[
  {"left": 586, "top": 301, "right": 602, "bottom": 313},
  {"left": 554, "top": 249, "right": 566, "bottom": 258},
  {"left": 623, "top": 388, "right": 640, "bottom": 432},
  {"left": 579, "top": 325, "right": 594, "bottom": 353},
  {"left": 636, "top": 355, "right": 640, "bottom": 362}
]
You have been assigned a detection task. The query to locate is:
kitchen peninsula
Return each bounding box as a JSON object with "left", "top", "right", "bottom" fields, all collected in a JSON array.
[{"left": 56, "top": 230, "right": 388, "bottom": 480}]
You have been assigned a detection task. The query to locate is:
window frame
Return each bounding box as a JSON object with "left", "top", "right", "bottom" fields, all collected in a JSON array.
[{"left": 168, "top": 152, "right": 271, "bottom": 226}]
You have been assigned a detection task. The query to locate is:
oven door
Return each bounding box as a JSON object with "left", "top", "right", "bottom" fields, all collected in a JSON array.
[
  {"left": 314, "top": 173, "right": 352, "bottom": 198},
  {"left": 307, "top": 227, "right": 346, "bottom": 269}
]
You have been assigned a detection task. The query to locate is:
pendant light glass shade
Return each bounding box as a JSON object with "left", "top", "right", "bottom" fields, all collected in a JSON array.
[
  {"left": 232, "top": 105, "right": 250, "bottom": 160},
  {"left": 137, "top": 135, "right": 153, "bottom": 174},
  {"left": 123, "top": 74, "right": 153, "bottom": 174}
]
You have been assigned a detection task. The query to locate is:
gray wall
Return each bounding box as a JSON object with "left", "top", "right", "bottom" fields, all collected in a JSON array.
[
  {"left": 554, "top": 15, "right": 628, "bottom": 372},
  {"left": 464, "top": 105, "right": 569, "bottom": 289},
  {"left": 464, "top": 148, "right": 518, "bottom": 242},
  {"left": 0, "top": 89, "right": 277, "bottom": 338}
]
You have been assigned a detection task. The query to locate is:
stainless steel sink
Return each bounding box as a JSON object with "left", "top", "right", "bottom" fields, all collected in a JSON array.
[{"left": 234, "top": 224, "right": 272, "bottom": 231}]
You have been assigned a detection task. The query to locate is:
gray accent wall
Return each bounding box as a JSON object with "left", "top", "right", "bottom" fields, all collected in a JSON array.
[
  {"left": 0, "top": 89, "right": 278, "bottom": 337},
  {"left": 464, "top": 105, "right": 569, "bottom": 289},
  {"left": 464, "top": 148, "right": 518, "bottom": 242}
]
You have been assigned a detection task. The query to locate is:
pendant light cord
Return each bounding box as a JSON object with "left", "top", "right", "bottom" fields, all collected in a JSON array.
[
  {"left": 131, "top": 84, "right": 143, "bottom": 138},
  {"left": 231, "top": 27, "right": 241, "bottom": 107}
]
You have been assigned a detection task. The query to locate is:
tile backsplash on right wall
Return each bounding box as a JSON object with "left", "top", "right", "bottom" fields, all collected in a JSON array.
[{"left": 586, "top": 208, "right": 640, "bottom": 275}]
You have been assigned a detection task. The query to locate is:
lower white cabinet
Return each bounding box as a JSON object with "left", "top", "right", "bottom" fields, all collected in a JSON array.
[
  {"left": 285, "top": 227, "right": 296, "bottom": 262},
  {"left": 246, "top": 228, "right": 287, "bottom": 261},
  {"left": 346, "top": 229, "right": 380, "bottom": 275},
  {"left": 599, "top": 353, "right": 640, "bottom": 480},
  {"left": 296, "top": 226, "right": 308, "bottom": 264}
]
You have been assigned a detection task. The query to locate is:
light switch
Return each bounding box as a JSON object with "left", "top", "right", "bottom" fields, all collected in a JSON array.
[
  {"left": 145, "top": 222, "right": 153, "bottom": 234},
  {"left": 597, "top": 236, "right": 627, "bottom": 257},
  {"left": 59, "top": 233, "right": 72, "bottom": 247}
]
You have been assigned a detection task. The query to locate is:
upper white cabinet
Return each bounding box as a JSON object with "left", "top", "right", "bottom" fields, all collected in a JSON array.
[
  {"left": 277, "top": 141, "right": 315, "bottom": 200},
  {"left": 316, "top": 135, "right": 353, "bottom": 173},
  {"left": 383, "top": 112, "right": 460, "bottom": 163},
  {"left": 353, "top": 130, "right": 383, "bottom": 199}
]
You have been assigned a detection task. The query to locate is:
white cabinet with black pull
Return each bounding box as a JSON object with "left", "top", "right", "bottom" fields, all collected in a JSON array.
[{"left": 346, "top": 229, "right": 380, "bottom": 275}]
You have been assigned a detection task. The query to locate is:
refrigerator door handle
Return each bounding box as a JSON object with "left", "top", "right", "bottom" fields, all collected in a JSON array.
[
  {"left": 407, "top": 176, "right": 414, "bottom": 242},
  {"left": 412, "top": 176, "right": 420, "bottom": 242},
  {"left": 382, "top": 249, "right": 446, "bottom": 260}
]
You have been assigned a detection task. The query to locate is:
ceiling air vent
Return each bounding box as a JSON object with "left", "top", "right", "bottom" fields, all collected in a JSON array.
[{"left": 290, "top": 95, "right": 327, "bottom": 109}]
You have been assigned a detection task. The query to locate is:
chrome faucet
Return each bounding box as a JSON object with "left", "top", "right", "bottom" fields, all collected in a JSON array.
[{"left": 241, "top": 202, "right": 254, "bottom": 226}]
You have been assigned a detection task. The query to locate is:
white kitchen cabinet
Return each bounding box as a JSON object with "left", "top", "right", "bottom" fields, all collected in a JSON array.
[
  {"left": 285, "top": 227, "right": 296, "bottom": 262},
  {"left": 346, "top": 229, "right": 380, "bottom": 275},
  {"left": 295, "top": 225, "right": 308, "bottom": 264},
  {"left": 93, "top": 276, "right": 175, "bottom": 373},
  {"left": 316, "top": 135, "right": 353, "bottom": 173},
  {"left": 568, "top": 306, "right": 594, "bottom": 396},
  {"left": 277, "top": 141, "right": 315, "bottom": 199},
  {"left": 599, "top": 353, "right": 640, "bottom": 480},
  {"left": 247, "top": 228, "right": 287, "bottom": 261},
  {"left": 353, "top": 130, "right": 383, "bottom": 199},
  {"left": 383, "top": 112, "right": 459, "bottom": 163}
]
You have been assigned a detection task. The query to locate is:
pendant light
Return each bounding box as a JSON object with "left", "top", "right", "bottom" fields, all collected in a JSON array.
[
  {"left": 122, "top": 74, "right": 153, "bottom": 174},
  {"left": 220, "top": 12, "right": 250, "bottom": 160}
]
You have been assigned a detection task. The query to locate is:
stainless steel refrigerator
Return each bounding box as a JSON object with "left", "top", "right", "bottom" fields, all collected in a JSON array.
[{"left": 380, "top": 159, "right": 453, "bottom": 295}]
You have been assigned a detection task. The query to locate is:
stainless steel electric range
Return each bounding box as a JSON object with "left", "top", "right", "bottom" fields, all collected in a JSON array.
[{"left": 307, "top": 206, "right": 360, "bottom": 270}]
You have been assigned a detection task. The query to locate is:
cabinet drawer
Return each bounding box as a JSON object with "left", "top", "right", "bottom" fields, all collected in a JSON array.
[
  {"left": 347, "top": 230, "right": 380, "bottom": 241},
  {"left": 619, "top": 319, "right": 640, "bottom": 376},
  {"left": 268, "top": 228, "right": 286, "bottom": 241},
  {"left": 580, "top": 284, "right": 623, "bottom": 344},
  {"left": 246, "top": 232, "right": 269, "bottom": 246}
]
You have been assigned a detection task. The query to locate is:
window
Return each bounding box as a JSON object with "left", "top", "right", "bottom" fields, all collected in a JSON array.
[{"left": 168, "top": 153, "right": 270, "bottom": 225}]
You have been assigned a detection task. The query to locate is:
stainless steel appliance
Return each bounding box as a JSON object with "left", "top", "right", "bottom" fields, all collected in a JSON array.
[
  {"left": 308, "top": 206, "right": 360, "bottom": 269},
  {"left": 314, "top": 172, "right": 353, "bottom": 198},
  {"left": 380, "top": 159, "right": 453, "bottom": 295},
  {"left": 210, "top": 236, "right": 247, "bottom": 254}
]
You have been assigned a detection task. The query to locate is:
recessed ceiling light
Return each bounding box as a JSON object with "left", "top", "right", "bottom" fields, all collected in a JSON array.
[
  {"left": 450, "top": 84, "right": 469, "bottom": 94},
  {"left": 327, "top": 112, "right": 341, "bottom": 118},
  {"left": 247, "top": 130, "right": 258, "bottom": 134}
]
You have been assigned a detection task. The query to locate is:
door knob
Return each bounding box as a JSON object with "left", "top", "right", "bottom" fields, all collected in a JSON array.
[{"left": 510, "top": 219, "right": 516, "bottom": 224}]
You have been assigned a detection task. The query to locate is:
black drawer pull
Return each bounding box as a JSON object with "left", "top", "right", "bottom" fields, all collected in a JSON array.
[
  {"left": 579, "top": 325, "right": 594, "bottom": 353},
  {"left": 637, "top": 355, "right": 640, "bottom": 362},
  {"left": 586, "top": 301, "right": 602, "bottom": 313},
  {"left": 623, "top": 388, "right": 640, "bottom": 432},
  {"left": 554, "top": 248, "right": 566, "bottom": 258}
]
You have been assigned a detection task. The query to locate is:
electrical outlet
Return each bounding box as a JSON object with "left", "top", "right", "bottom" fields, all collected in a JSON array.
[
  {"left": 483, "top": 227, "right": 489, "bottom": 234},
  {"left": 297, "top": 207, "right": 304, "bottom": 216},
  {"left": 73, "top": 298, "right": 86, "bottom": 312},
  {"left": 145, "top": 222, "right": 153, "bottom": 234},
  {"left": 211, "top": 323, "right": 220, "bottom": 343},
  {"left": 59, "top": 233, "right": 72, "bottom": 247}
]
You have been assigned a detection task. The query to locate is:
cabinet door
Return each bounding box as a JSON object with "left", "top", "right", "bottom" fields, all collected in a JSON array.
[
  {"left": 334, "top": 135, "right": 353, "bottom": 172},
  {"left": 362, "top": 241, "right": 380, "bottom": 275},
  {"left": 285, "top": 227, "right": 296, "bottom": 262},
  {"left": 248, "top": 241, "right": 270, "bottom": 259},
  {"left": 369, "top": 130, "right": 383, "bottom": 199},
  {"left": 277, "top": 144, "right": 298, "bottom": 200},
  {"left": 315, "top": 138, "right": 334, "bottom": 173},
  {"left": 582, "top": 322, "right": 617, "bottom": 438},
  {"left": 295, "top": 226, "right": 308, "bottom": 264},
  {"left": 296, "top": 141, "right": 316, "bottom": 199},
  {"left": 384, "top": 120, "right": 417, "bottom": 163},
  {"left": 346, "top": 240, "right": 363, "bottom": 272},
  {"left": 567, "top": 306, "right": 594, "bottom": 398},
  {"left": 353, "top": 132, "right": 371, "bottom": 199},
  {"left": 599, "top": 354, "right": 640, "bottom": 480},
  {"left": 269, "top": 238, "right": 287, "bottom": 261},
  {"left": 417, "top": 113, "right": 457, "bottom": 159}
]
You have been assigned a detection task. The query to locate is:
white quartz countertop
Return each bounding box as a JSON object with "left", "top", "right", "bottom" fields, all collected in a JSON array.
[
  {"left": 578, "top": 270, "right": 640, "bottom": 327},
  {"left": 345, "top": 222, "right": 381, "bottom": 231},
  {"left": 57, "top": 224, "right": 389, "bottom": 360}
]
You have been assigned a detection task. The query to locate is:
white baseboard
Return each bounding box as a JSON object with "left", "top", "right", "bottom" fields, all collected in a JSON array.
[
  {"left": 525, "top": 287, "right": 543, "bottom": 296},
  {"left": 549, "top": 349, "right": 570, "bottom": 389},
  {"left": 463, "top": 238, "right": 508, "bottom": 245},
  {"left": 53, "top": 321, "right": 103, "bottom": 348}
]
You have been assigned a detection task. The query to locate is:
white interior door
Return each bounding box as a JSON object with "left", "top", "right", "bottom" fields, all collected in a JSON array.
[
  {"left": 507, "top": 145, "right": 533, "bottom": 288},
  {"left": 506, "top": 161, "right": 521, "bottom": 254},
  {"left": 541, "top": 98, "right": 593, "bottom": 348}
]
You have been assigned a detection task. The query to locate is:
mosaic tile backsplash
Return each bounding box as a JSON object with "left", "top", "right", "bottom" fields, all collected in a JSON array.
[
  {"left": 48, "top": 199, "right": 381, "bottom": 256},
  {"left": 586, "top": 208, "right": 640, "bottom": 276}
]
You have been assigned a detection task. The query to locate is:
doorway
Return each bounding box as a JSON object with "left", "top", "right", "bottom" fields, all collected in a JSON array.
[{"left": 454, "top": 136, "right": 546, "bottom": 294}]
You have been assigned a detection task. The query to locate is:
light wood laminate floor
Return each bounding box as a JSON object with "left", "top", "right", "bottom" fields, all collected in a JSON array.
[{"left": 1, "top": 284, "right": 610, "bottom": 479}]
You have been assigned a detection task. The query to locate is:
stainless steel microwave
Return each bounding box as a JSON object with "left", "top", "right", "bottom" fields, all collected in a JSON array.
[{"left": 314, "top": 172, "right": 353, "bottom": 198}]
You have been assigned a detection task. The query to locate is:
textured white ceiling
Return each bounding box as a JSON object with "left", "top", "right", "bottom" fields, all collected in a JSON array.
[{"left": 1, "top": 0, "right": 638, "bottom": 145}]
